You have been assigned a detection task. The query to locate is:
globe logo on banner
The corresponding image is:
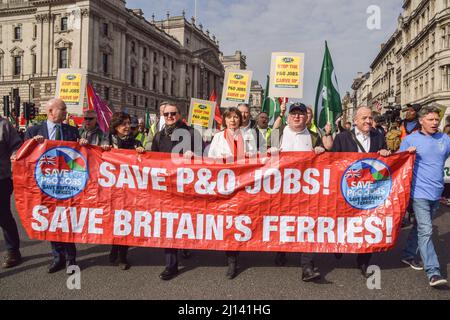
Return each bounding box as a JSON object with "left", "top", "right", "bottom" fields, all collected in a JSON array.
[
  {"left": 35, "top": 147, "right": 89, "bottom": 200},
  {"left": 341, "top": 159, "right": 392, "bottom": 210}
]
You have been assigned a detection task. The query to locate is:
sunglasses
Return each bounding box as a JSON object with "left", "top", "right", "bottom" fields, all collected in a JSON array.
[
  {"left": 84, "top": 117, "right": 95, "bottom": 121},
  {"left": 164, "top": 112, "right": 178, "bottom": 117}
]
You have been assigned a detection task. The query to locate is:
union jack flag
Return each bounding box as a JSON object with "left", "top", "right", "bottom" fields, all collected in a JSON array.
[
  {"left": 38, "top": 156, "right": 56, "bottom": 166},
  {"left": 345, "top": 169, "right": 362, "bottom": 179}
]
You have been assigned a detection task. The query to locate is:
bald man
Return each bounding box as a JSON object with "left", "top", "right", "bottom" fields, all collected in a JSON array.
[{"left": 25, "top": 98, "right": 81, "bottom": 274}]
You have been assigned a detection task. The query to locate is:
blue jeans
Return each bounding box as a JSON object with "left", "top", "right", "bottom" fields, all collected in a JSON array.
[{"left": 402, "top": 198, "right": 441, "bottom": 279}]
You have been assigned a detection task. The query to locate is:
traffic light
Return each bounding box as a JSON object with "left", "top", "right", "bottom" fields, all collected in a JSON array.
[
  {"left": 29, "top": 103, "right": 36, "bottom": 119},
  {"left": 2, "top": 96, "right": 10, "bottom": 118},
  {"left": 14, "top": 96, "right": 20, "bottom": 118},
  {"left": 23, "top": 102, "right": 30, "bottom": 120},
  {"left": 14, "top": 98, "right": 21, "bottom": 118}
]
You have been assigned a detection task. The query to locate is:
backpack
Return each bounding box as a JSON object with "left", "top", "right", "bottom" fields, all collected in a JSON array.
[{"left": 386, "top": 129, "right": 402, "bottom": 152}]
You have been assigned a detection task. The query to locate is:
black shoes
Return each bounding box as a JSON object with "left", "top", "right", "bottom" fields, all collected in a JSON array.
[
  {"left": 275, "top": 252, "right": 288, "bottom": 266},
  {"left": 401, "top": 258, "right": 424, "bottom": 271},
  {"left": 302, "top": 267, "right": 321, "bottom": 282},
  {"left": 48, "top": 260, "right": 66, "bottom": 274},
  {"left": 159, "top": 267, "right": 179, "bottom": 281},
  {"left": 359, "top": 264, "right": 375, "bottom": 278},
  {"left": 226, "top": 262, "right": 237, "bottom": 280},
  {"left": 429, "top": 275, "right": 448, "bottom": 288},
  {"left": 2, "top": 250, "right": 22, "bottom": 269},
  {"left": 119, "top": 260, "right": 130, "bottom": 271},
  {"left": 109, "top": 248, "right": 118, "bottom": 263}
]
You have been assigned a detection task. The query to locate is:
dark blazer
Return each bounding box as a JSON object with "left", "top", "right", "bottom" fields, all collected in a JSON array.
[
  {"left": 332, "top": 128, "right": 387, "bottom": 153},
  {"left": 25, "top": 121, "right": 80, "bottom": 142},
  {"left": 151, "top": 120, "right": 203, "bottom": 155}
]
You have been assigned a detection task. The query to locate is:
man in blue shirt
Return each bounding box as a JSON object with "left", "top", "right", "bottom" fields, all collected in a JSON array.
[{"left": 400, "top": 105, "right": 450, "bottom": 288}]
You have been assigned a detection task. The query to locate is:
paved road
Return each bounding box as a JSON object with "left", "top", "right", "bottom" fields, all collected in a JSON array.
[{"left": 1, "top": 196, "right": 449, "bottom": 300}]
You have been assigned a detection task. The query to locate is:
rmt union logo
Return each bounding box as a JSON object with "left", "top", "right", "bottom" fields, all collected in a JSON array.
[{"left": 35, "top": 147, "right": 89, "bottom": 200}]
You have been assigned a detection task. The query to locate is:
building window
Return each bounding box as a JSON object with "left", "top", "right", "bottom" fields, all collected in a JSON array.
[
  {"left": 103, "top": 23, "right": 109, "bottom": 37},
  {"left": 14, "top": 26, "right": 21, "bottom": 40},
  {"left": 145, "top": 97, "right": 149, "bottom": 107},
  {"left": 153, "top": 74, "right": 157, "bottom": 90},
  {"left": 131, "top": 42, "right": 136, "bottom": 54},
  {"left": 131, "top": 67, "right": 136, "bottom": 86},
  {"left": 171, "top": 60, "right": 175, "bottom": 70},
  {"left": 13, "top": 56, "right": 21, "bottom": 76},
  {"left": 102, "top": 53, "right": 108, "bottom": 74},
  {"left": 163, "top": 56, "right": 167, "bottom": 67},
  {"left": 163, "top": 77, "right": 166, "bottom": 93},
  {"left": 133, "top": 95, "right": 137, "bottom": 106},
  {"left": 32, "top": 54, "right": 36, "bottom": 74},
  {"left": 142, "top": 71, "right": 147, "bottom": 87},
  {"left": 153, "top": 52, "right": 158, "bottom": 63},
  {"left": 104, "top": 87, "right": 110, "bottom": 101},
  {"left": 59, "top": 48, "right": 68, "bottom": 68},
  {"left": 171, "top": 79, "right": 175, "bottom": 96},
  {"left": 431, "top": 69, "right": 435, "bottom": 92},
  {"left": 33, "top": 24, "right": 37, "bottom": 39},
  {"left": 61, "top": 17, "right": 68, "bottom": 31},
  {"left": 143, "top": 47, "right": 147, "bottom": 58}
]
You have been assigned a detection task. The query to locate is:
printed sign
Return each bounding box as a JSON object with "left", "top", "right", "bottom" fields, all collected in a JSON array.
[
  {"left": 221, "top": 70, "right": 253, "bottom": 108},
  {"left": 269, "top": 52, "right": 305, "bottom": 98},
  {"left": 55, "top": 68, "right": 87, "bottom": 115},
  {"left": 13, "top": 140, "right": 415, "bottom": 254},
  {"left": 188, "top": 98, "right": 216, "bottom": 129}
]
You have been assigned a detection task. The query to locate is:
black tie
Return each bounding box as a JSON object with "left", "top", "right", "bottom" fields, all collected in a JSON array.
[{"left": 55, "top": 124, "right": 62, "bottom": 141}]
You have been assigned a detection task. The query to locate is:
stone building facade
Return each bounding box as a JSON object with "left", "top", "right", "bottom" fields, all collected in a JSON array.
[
  {"left": 0, "top": 0, "right": 227, "bottom": 118},
  {"left": 352, "top": 0, "right": 450, "bottom": 123}
]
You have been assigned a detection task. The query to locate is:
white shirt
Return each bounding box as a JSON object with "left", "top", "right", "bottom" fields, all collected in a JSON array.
[
  {"left": 208, "top": 130, "right": 257, "bottom": 158},
  {"left": 280, "top": 126, "right": 313, "bottom": 152},
  {"left": 354, "top": 127, "right": 370, "bottom": 153},
  {"left": 47, "top": 120, "right": 63, "bottom": 141},
  {"left": 158, "top": 116, "right": 165, "bottom": 131}
]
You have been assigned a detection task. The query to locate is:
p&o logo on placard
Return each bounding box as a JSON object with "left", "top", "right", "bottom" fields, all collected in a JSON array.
[{"left": 35, "top": 147, "right": 89, "bottom": 200}]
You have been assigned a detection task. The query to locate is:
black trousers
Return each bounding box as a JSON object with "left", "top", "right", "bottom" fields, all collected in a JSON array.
[
  {"left": 0, "top": 178, "right": 20, "bottom": 252},
  {"left": 277, "top": 252, "right": 314, "bottom": 269},
  {"left": 110, "top": 245, "right": 129, "bottom": 262},
  {"left": 356, "top": 253, "right": 372, "bottom": 267},
  {"left": 165, "top": 249, "right": 178, "bottom": 270}
]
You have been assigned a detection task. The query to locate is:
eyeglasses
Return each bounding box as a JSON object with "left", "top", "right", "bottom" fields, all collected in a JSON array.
[
  {"left": 290, "top": 112, "right": 306, "bottom": 117},
  {"left": 164, "top": 112, "right": 177, "bottom": 117},
  {"left": 84, "top": 117, "right": 95, "bottom": 121}
]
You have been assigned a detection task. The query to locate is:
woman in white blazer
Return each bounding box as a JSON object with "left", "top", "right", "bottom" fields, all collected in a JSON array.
[
  {"left": 208, "top": 108, "right": 257, "bottom": 161},
  {"left": 207, "top": 107, "right": 257, "bottom": 280}
]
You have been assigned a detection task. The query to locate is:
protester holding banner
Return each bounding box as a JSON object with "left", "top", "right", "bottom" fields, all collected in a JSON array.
[
  {"left": 208, "top": 107, "right": 257, "bottom": 279},
  {"left": 400, "top": 104, "right": 421, "bottom": 140},
  {"left": 332, "top": 106, "right": 391, "bottom": 278},
  {"left": 0, "top": 116, "right": 23, "bottom": 269},
  {"left": 269, "top": 102, "right": 325, "bottom": 282},
  {"left": 24, "top": 98, "right": 81, "bottom": 274},
  {"left": 102, "top": 112, "right": 145, "bottom": 270},
  {"left": 400, "top": 106, "right": 450, "bottom": 288},
  {"left": 78, "top": 110, "right": 106, "bottom": 146},
  {"left": 151, "top": 102, "right": 201, "bottom": 281},
  {"left": 306, "top": 106, "right": 333, "bottom": 151},
  {"left": 145, "top": 101, "right": 168, "bottom": 151}
]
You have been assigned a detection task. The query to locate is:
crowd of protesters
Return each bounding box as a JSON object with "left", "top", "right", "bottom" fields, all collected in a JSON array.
[{"left": 1, "top": 97, "right": 449, "bottom": 288}]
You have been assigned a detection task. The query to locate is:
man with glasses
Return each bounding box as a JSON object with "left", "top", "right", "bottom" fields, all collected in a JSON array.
[
  {"left": 79, "top": 110, "right": 106, "bottom": 146},
  {"left": 151, "top": 103, "right": 202, "bottom": 280},
  {"left": 270, "top": 103, "right": 326, "bottom": 282},
  {"left": 25, "top": 98, "right": 81, "bottom": 274}
]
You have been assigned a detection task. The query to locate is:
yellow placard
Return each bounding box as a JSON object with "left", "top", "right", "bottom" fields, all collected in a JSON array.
[
  {"left": 274, "top": 56, "right": 301, "bottom": 89},
  {"left": 58, "top": 73, "right": 82, "bottom": 104},
  {"left": 189, "top": 99, "right": 215, "bottom": 129},
  {"left": 225, "top": 72, "right": 250, "bottom": 102}
]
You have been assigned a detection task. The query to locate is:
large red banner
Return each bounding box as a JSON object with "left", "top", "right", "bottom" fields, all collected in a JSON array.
[{"left": 13, "top": 140, "right": 414, "bottom": 253}]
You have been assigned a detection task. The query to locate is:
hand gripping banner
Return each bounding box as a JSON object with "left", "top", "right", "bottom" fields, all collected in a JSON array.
[{"left": 13, "top": 140, "right": 415, "bottom": 253}]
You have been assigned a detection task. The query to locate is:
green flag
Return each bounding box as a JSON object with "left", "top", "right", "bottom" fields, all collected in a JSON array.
[
  {"left": 314, "top": 41, "right": 342, "bottom": 132},
  {"left": 144, "top": 108, "right": 151, "bottom": 130},
  {"left": 261, "top": 75, "right": 282, "bottom": 127}
]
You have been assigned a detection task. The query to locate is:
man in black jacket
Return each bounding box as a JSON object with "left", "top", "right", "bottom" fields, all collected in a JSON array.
[
  {"left": 25, "top": 98, "right": 81, "bottom": 274},
  {"left": 151, "top": 103, "right": 202, "bottom": 281},
  {"left": 332, "top": 106, "right": 391, "bottom": 278}
]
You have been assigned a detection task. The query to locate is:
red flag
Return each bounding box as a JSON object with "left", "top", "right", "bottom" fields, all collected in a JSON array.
[
  {"left": 87, "top": 83, "right": 113, "bottom": 133},
  {"left": 210, "top": 90, "right": 222, "bottom": 127}
]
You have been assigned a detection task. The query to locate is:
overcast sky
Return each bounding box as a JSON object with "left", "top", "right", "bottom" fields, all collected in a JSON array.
[{"left": 127, "top": 0, "right": 403, "bottom": 104}]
